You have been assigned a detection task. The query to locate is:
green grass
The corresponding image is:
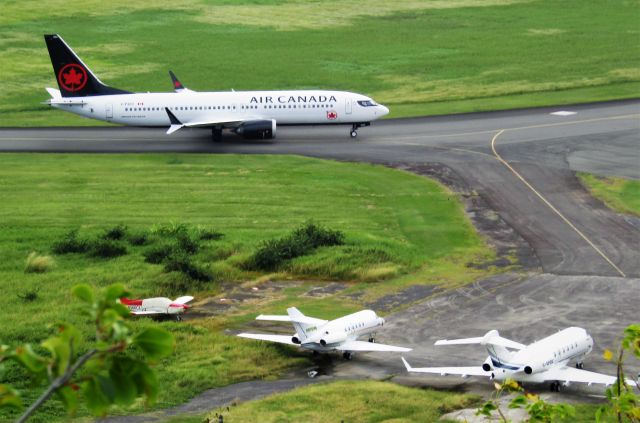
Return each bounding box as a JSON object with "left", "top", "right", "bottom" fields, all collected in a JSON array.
[
  {"left": 578, "top": 173, "right": 640, "bottom": 217},
  {"left": 202, "top": 380, "right": 481, "bottom": 423},
  {"left": 0, "top": 153, "right": 495, "bottom": 421},
  {"left": 1, "top": 0, "right": 638, "bottom": 126}
]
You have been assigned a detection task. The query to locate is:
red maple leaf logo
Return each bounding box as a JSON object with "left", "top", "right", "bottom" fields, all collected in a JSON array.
[
  {"left": 63, "top": 68, "right": 83, "bottom": 86},
  {"left": 57, "top": 64, "right": 88, "bottom": 92},
  {"left": 173, "top": 80, "right": 182, "bottom": 88},
  {"left": 327, "top": 111, "right": 338, "bottom": 120}
]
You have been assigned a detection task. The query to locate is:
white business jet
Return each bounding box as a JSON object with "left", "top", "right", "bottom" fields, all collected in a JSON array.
[
  {"left": 119, "top": 295, "right": 193, "bottom": 321},
  {"left": 44, "top": 34, "right": 389, "bottom": 140},
  {"left": 238, "top": 307, "right": 410, "bottom": 360},
  {"left": 402, "top": 327, "right": 637, "bottom": 391}
]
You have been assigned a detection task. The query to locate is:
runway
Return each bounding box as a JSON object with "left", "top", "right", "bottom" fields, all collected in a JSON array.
[{"left": 3, "top": 100, "right": 640, "bottom": 419}]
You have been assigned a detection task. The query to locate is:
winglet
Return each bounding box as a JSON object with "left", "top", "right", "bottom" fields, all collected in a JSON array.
[
  {"left": 165, "top": 107, "right": 183, "bottom": 134},
  {"left": 401, "top": 357, "right": 412, "bottom": 371},
  {"left": 169, "top": 70, "right": 192, "bottom": 92}
]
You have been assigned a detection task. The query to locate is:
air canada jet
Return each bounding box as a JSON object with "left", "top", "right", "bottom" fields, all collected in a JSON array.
[
  {"left": 119, "top": 295, "right": 193, "bottom": 321},
  {"left": 43, "top": 34, "right": 389, "bottom": 140},
  {"left": 402, "top": 327, "right": 638, "bottom": 392},
  {"left": 237, "top": 307, "right": 411, "bottom": 360}
]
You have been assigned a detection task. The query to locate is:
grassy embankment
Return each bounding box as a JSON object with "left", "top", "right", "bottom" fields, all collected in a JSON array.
[
  {"left": 158, "top": 380, "right": 616, "bottom": 423},
  {"left": 0, "top": 154, "right": 497, "bottom": 421},
  {"left": 578, "top": 173, "right": 640, "bottom": 217},
  {"left": 1, "top": 0, "right": 639, "bottom": 126}
]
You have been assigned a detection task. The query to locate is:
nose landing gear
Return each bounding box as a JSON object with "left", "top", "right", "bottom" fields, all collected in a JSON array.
[{"left": 349, "top": 122, "right": 370, "bottom": 139}]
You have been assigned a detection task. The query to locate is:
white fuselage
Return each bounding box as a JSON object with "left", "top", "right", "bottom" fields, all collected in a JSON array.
[
  {"left": 300, "top": 310, "right": 384, "bottom": 352},
  {"left": 50, "top": 90, "right": 388, "bottom": 127},
  {"left": 486, "top": 327, "right": 593, "bottom": 382}
]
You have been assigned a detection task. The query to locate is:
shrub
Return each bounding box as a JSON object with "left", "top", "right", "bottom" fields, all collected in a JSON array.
[
  {"left": 163, "top": 254, "right": 213, "bottom": 282},
  {"left": 24, "top": 252, "right": 54, "bottom": 273},
  {"left": 17, "top": 289, "right": 39, "bottom": 302},
  {"left": 175, "top": 231, "right": 199, "bottom": 254},
  {"left": 248, "top": 222, "right": 345, "bottom": 271},
  {"left": 143, "top": 244, "right": 175, "bottom": 264},
  {"left": 198, "top": 229, "right": 224, "bottom": 241},
  {"left": 51, "top": 229, "right": 89, "bottom": 254},
  {"left": 101, "top": 224, "right": 127, "bottom": 240},
  {"left": 89, "top": 239, "right": 128, "bottom": 258},
  {"left": 127, "top": 231, "right": 149, "bottom": 246}
]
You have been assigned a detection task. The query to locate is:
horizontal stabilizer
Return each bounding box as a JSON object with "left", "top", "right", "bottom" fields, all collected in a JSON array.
[
  {"left": 46, "top": 87, "right": 61, "bottom": 99},
  {"left": 237, "top": 333, "right": 296, "bottom": 345},
  {"left": 130, "top": 310, "right": 161, "bottom": 315},
  {"left": 256, "top": 314, "right": 292, "bottom": 322},
  {"left": 338, "top": 341, "right": 411, "bottom": 352},
  {"left": 401, "top": 358, "right": 489, "bottom": 377},
  {"left": 435, "top": 337, "right": 484, "bottom": 346}
]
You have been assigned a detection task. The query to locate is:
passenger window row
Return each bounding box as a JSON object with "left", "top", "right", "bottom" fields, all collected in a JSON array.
[{"left": 124, "top": 105, "right": 260, "bottom": 112}]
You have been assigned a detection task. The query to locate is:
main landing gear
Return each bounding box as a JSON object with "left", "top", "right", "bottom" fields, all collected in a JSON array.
[
  {"left": 350, "top": 122, "right": 370, "bottom": 138},
  {"left": 575, "top": 362, "right": 584, "bottom": 369},
  {"left": 342, "top": 352, "right": 353, "bottom": 360},
  {"left": 550, "top": 381, "right": 561, "bottom": 392},
  {"left": 368, "top": 334, "right": 376, "bottom": 343},
  {"left": 212, "top": 126, "right": 223, "bottom": 141}
]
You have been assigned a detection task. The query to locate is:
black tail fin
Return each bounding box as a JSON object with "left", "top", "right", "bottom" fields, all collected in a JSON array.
[{"left": 44, "top": 34, "right": 131, "bottom": 97}]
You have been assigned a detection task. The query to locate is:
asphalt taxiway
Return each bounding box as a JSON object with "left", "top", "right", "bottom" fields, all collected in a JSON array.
[{"left": 2, "top": 100, "right": 639, "bottom": 419}]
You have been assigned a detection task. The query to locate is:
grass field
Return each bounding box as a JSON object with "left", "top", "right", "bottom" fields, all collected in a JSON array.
[
  {"left": 201, "top": 380, "right": 481, "bottom": 423},
  {"left": 1, "top": 0, "right": 638, "bottom": 126},
  {"left": 0, "top": 153, "right": 496, "bottom": 421},
  {"left": 578, "top": 173, "right": 640, "bottom": 217}
]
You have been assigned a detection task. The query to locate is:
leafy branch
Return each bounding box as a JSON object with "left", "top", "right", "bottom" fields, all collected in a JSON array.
[{"left": 0, "top": 283, "right": 175, "bottom": 421}]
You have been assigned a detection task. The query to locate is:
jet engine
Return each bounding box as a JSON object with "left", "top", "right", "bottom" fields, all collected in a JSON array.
[
  {"left": 523, "top": 361, "right": 544, "bottom": 374},
  {"left": 234, "top": 119, "right": 276, "bottom": 140},
  {"left": 482, "top": 358, "right": 493, "bottom": 372},
  {"left": 319, "top": 331, "right": 347, "bottom": 347},
  {"left": 291, "top": 336, "right": 301, "bottom": 344}
]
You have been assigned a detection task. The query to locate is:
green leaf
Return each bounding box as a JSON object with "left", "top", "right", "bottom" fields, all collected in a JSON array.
[
  {"left": 56, "top": 385, "right": 79, "bottom": 415},
  {"left": 109, "top": 357, "right": 137, "bottom": 406},
  {"left": 0, "top": 384, "right": 22, "bottom": 409},
  {"left": 82, "top": 375, "right": 111, "bottom": 416},
  {"left": 130, "top": 361, "right": 159, "bottom": 405},
  {"left": 72, "top": 284, "right": 94, "bottom": 304},
  {"left": 508, "top": 395, "right": 527, "bottom": 409},
  {"left": 12, "top": 345, "right": 47, "bottom": 374},
  {"left": 104, "top": 283, "right": 128, "bottom": 302},
  {"left": 133, "top": 328, "right": 175, "bottom": 360}
]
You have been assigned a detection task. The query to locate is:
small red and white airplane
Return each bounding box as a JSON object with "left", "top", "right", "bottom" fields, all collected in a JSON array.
[
  {"left": 43, "top": 34, "right": 389, "bottom": 140},
  {"left": 238, "top": 307, "right": 410, "bottom": 360},
  {"left": 119, "top": 296, "right": 194, "bottom": 321},
  {"left": 402, "top": 327, "right": 638, "bottom": 392}
]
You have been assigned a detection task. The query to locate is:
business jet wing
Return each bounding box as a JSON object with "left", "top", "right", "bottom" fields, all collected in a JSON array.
[
  {"left": 401, "top": 358, "right": 489, "bottom": 377},
  {"left": 540, "top": 366, "right": 637, "bottom": 387},
  {"left": 339, "top": 341, "right": 411, "bottom": 352},
  {"left": 237, "top": 333, "right": 297, "bottom": 345},
  {"left": 130, "top": 310, "right": 162, "bottom": 315},
  {"left": 436, "top": 331, "right": 526, "bottom": 350}
]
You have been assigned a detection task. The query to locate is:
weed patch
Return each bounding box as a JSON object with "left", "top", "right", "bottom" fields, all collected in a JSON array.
[
  {"left": 89, "top": 239, "right": 128, "bottom": 258},
  {"left": 101, "top": 223, "right": 127, "bottom": 240},
  {"left": 51, "top": 229, "right": 89, "bottom": 254},
  {"left": 163, "top": 254, "right": 213, "bottom": 282},
  {"left": 247, "top": 222, "right": 344, "bottom": 271},
  {"left": 24, "top": 252, "right": 54, "bottom": 273}
]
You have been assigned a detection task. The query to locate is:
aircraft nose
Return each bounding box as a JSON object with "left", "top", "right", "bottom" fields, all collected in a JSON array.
[{"left": 379, "top": 105, "right": 389, "bottom": 116}]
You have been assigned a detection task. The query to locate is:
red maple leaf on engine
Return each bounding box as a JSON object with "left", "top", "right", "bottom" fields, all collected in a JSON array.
[{"left": 63, "top": 68, "right": 84, "bottom": 86}]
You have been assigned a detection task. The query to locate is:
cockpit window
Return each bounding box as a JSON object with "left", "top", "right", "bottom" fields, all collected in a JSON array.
[{"left": 357, "top": 100, "right": 377, "bottom": 107}]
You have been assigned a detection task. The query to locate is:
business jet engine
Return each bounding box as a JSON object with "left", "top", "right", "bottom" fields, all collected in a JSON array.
[
  {"left": 234, "top": 119, "right": 276, "bottom": 140},
  {"left": 319, "top": 331, "right": 347, "bottom": 347}
]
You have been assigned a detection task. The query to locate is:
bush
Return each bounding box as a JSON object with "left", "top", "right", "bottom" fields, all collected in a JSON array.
[
  {"left": 127, "top": 231, "right": 149, "bottom": 246},
  {"left": 163, "top": 254, "right": 213, "bottom": 282},
  {"left": 17, "top": 289, "right": 39, "bottom": 302},
  {"left": 198, "top": 229, "right": 224, "bottom": 241},
  {"left": 175, "top": 231, "right": 199, "bottom": 254},
  {"left": 248, "top": 222, "right": 345, "bottom": 271},
  {"left": 102, "top": 224, "right": 127, "bottom": 240},
  {"left": 51, "top": 229, "right": 89, "bottom": 254},
  {"left": 89, "top": 239, "right": 128, "bottom": 258},
  {"left": 24, "top": 252, "right": 54, "bottom": 273},
  {"left": 143, "top": 244, "right": 175, "bottom": 264}
]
